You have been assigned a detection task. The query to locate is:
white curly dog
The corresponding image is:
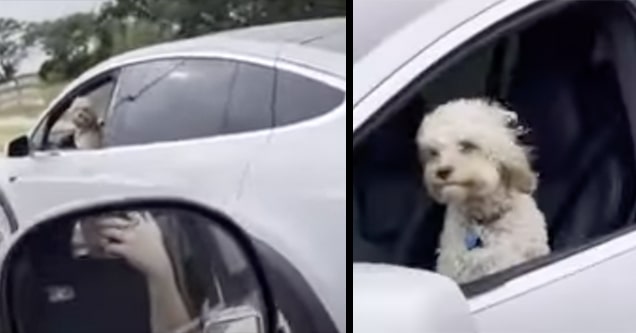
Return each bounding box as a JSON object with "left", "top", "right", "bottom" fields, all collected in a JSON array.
[{"left": 416, "top": 99, "right": 550, "bottom": 284}]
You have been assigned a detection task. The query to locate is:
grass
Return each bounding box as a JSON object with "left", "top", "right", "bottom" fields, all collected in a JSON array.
[
  {"left": 0, "top": 81, "right": 69, "bottom": 153},
  {"left": 0, "top": 124, "right": 29, "bottom": 150}
]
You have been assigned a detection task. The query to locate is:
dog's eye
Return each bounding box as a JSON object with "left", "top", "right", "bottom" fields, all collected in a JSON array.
[
  {"left": 423, "top": 148, "right": 439, "bottom": 160},
  {"left": 459, "top": 140, "right": 479, "bottom": 153}
]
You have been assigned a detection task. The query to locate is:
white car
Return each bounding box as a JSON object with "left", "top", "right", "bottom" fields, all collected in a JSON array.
[
  {"left": 2, "top": 18, "right": 346, "bottom": 333},
  {"left": 354, "top": 0, "right": 636, "bottom": 332}
]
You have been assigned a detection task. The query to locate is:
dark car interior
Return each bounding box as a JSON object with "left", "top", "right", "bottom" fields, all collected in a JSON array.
[{"left": 353, "top": 1, "right": 636, "bottom": 289}]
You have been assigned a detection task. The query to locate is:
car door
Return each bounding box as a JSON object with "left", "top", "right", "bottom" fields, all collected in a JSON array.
[
  {"left": 7, "top": 56, "right": 275, "bottom": 209},
  {"left": 354, "top": 0, "right": 636, "bottom": 332},
  {"left": 233, "top": 60, "right": 346, "bottom": 332}
]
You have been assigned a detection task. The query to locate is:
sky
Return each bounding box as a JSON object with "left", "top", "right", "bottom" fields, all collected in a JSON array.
[
  {"left": 1, "top": 0, "right": 109, "bottom": 74},
  {"left": 0, "top": 0, "right": 107, "bottom": 22}
]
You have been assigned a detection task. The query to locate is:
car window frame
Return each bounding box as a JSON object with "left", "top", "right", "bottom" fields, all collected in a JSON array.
[
  {"left": 350, "top": 0, "right": 634, "bottom": 305},
  {"left": 28, "top": 52, "right": 347, "bottom": 151},
  {"left": 97, "top": 55, "right": 284, "bottom": 147},
  {"left": 28, "top": 52, "right": 279, "bottom": 152}
]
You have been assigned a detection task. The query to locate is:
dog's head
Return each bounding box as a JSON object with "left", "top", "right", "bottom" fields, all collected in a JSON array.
[
  {"left": 69, "top": 97, "right": 99, "bottom": 129},
  {"left": 416, "top": 99, "right": 536, "bottom": 205}
]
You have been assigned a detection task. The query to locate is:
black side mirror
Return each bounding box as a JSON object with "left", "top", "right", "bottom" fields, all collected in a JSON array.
[
  {"left": 0, "top": 200, "right": 277, "bottom": 333},
  {"left": 6, "top": 135, "right": 30, "bottom": 157}
]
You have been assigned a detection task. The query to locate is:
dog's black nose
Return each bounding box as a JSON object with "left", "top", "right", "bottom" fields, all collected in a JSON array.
[{"left": 437, "top": 167, "right": 453, "bottom": 180}]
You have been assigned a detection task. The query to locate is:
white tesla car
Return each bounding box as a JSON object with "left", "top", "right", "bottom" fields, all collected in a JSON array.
[
  {"left": 354, "top": 0, "right": 636, "bottom": 332},
  {"left": 1, "top": 18, "right": 345, "bottom": 333}
]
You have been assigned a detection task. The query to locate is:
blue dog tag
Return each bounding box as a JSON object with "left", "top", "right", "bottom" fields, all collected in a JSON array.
[{"left": 465, "top": 229, "right": 482, "bottom": 250}]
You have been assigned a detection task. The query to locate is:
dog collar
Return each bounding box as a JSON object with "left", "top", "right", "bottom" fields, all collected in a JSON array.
[{"left": 465, "top": 229, "right": 482, "bottom": 250}]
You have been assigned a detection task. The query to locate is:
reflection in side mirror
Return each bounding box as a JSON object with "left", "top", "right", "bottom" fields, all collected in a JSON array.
[
  {"left": 1, "top": 204, "right": 274, "bottom": 333},
  {"left": 6, "top": 135, "right": 30, "bottom": 157}
]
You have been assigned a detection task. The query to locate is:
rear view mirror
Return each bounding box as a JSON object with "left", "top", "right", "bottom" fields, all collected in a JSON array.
[
  {"left": 6, "top": 135, "right": 30, "bottom": 157},
  {"left": 0, "top": 202, "right": 276, "bottom": 333}
]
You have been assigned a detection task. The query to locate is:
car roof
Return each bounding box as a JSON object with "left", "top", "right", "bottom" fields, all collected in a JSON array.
[
  {"left": 353, "top": 0, "right": 503, "bottom": 106},
  {"left": 353, "top": 0, "right": 447, "bottom": 62},
  {"left": 88, "top": 18, "right": 346, "bottom": 81}
]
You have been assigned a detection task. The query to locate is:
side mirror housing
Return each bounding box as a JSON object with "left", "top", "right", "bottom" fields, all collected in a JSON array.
[
  {"left": 353, "top": 264, "right": 476, "bottom": 333},
  {"left": 0, "top": 200, "right": 277, "bottom": 333},
  {"left": 6, "top": 135, "right": 30, "bottom": 157}
]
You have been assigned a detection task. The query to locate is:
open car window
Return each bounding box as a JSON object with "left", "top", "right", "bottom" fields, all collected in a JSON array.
[
  {"left": 33, "top": 75, "right": 118, "bottom": 151},
  {"left": 48, "top": 80, "right": 116, "bottom": 143}
]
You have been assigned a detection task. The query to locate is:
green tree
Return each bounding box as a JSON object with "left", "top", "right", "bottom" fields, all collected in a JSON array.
[
  {"left": 32, "top": 0, "right": 347, "bottom": 81},
  {"left": 0, "top": 18, "right": 30, "bottom": 83},
  {"left": 99, "top": 0, "right": 346, "bottom": 38},
  {"left": 28, "top": 13, "right": 97, "bottom": 81}
]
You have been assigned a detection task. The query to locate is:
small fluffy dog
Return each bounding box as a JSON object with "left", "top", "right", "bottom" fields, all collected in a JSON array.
[
  {"left": 416, "top": 99, "right": 550, "bottom": 283},
  {"left": 69, "top": 96, "right": 103, "bottom": 149}
]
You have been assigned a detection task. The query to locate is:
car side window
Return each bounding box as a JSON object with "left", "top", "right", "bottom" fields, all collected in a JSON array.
[
  {"left": 274, "top": 69, "right": 344, "bottom": 127},
  {"left": 107, "top": 58, "right": 239, "bottom": 146},
  {"left": 225, "top": 63, "right": 275, "bottom": 133}
]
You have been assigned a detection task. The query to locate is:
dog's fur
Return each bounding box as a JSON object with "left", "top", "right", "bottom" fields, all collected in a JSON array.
[
  {"left": 416, "top": 98, "right": 550, "bottom": 283},
  {"left": 69, "top": 96, "right": 103, "bottom": 149}
]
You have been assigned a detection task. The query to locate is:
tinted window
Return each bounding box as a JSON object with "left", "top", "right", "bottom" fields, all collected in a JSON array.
[
  {"left": 108, "top": 59, "right": 238, "bottom": 146},
  {"left": 274, "top": 70, "right": 344, "bottom": 127},
  {"left": 225, "top": 63, "right": 275, "bottom": 133}
]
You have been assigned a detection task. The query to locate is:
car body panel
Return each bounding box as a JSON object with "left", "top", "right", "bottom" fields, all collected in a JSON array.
[
  {"left": 8, "top": 127, "right": 271, "bottom": 210},
  {"left": 233, "top": 99, "right": 346, "bottom": 332},
  {"left": 0, "top": 177, "right": 187, "bottom": 229},
  {"left": 472, "top": 231, "right": 636, "bottom": 332}
]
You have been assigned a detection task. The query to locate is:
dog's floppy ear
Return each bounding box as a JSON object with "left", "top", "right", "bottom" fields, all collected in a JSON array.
[{"left": 500, "top": 145, "right": 537, "bottom": 194}]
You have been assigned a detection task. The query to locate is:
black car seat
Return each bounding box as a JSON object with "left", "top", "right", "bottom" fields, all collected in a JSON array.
[
  {"left": 353, "top": 96, "right": 445, "bottom": 269},
  {"left": 506, "top": 5, "right": 636, "bottom": 250},
  {"left": 8, "top": 222, "right": 151, "bottom": 333}
]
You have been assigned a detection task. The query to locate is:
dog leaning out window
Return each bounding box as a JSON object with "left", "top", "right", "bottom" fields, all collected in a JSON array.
[
  {"left": 68, "top": 96, "right": 104, "bottom": 150},
  {"left": 416, "top": 98, "right": 550, "bottom": 284}
]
